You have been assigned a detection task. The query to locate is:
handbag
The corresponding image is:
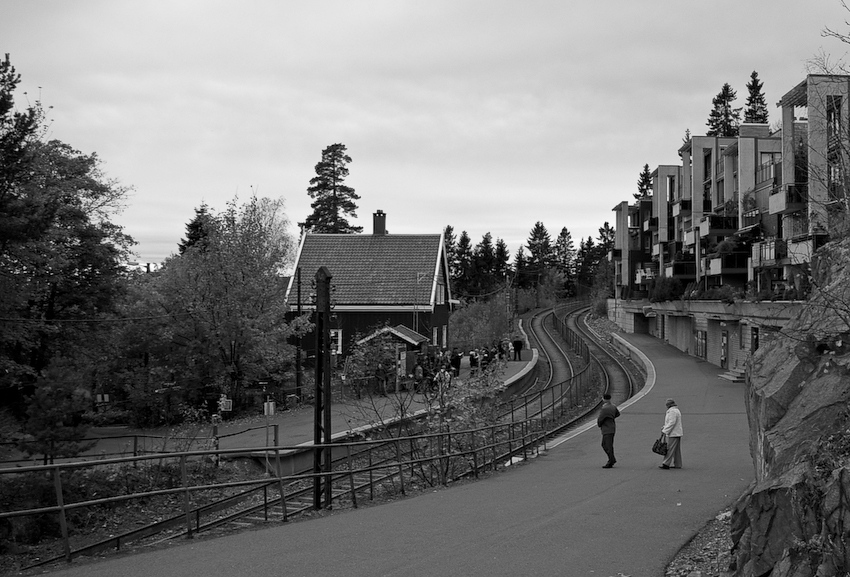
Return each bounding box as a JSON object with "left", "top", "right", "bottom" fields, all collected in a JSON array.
[{"left": 652, "top": 435, "right": 668, "bottom": 456}]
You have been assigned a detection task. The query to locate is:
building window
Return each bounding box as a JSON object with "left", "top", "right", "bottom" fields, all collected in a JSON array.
[
  {"left": 667, "top": 175, "right": 676, "bottom": 202},
  {"left": 828, "top": 95, "right": 842, "bottom": 139},
  {"left": 330, "top": 329, "right": 343, "bottom": 355},
  {"left": 432, "top": 326, "right": 438, "bottom": 347},
  {"left": 436, "top": 281, "right": 445, "bottom": 305}
]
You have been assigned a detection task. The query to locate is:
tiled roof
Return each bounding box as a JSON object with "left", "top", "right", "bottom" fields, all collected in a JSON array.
[{"left": 288, "top": 233, "right": 444, "bottom": 307}]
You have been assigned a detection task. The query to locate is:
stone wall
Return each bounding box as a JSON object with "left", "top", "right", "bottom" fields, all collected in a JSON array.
[{"left": 731, "top": 239, "right": 850, "bottom": 576}]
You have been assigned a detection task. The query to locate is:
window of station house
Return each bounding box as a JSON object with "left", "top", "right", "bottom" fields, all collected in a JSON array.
[
  {"left": 329, "top": 329, "right": 343, "bottom": 355},
  {"left": 436, "top": 281, "right": 445, "bottom": 305}
]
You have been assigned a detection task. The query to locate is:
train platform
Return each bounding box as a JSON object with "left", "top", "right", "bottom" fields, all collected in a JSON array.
[{"left": 46, "top": 334, "right": 752, "bottom": 577}]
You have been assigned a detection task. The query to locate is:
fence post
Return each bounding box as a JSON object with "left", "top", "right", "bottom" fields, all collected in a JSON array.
[
  {"left": 395, "top": 439, "right": 406, "bottom": 495},
  {"left": 274, "top": 424, "right": 288, "bottom": 521},
  {"left": 471, "top": 430, "right": 478, "bottom": 478},
  {"left": 52, "top": 467, "right": 71, "bottom": 563},
  {"left": 347, "top": 445, "right": 358, "bottom": 508},
  {"left": 181, "top": 455, "right": 193, "bottom": 538},
  {"left": 212, "top": 425, "right": 219, "bottom": 468}
]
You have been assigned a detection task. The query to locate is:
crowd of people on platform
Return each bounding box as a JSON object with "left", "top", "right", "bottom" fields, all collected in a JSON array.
[{"left": 406, "top": 335, "right": 526, "bottom": 395}]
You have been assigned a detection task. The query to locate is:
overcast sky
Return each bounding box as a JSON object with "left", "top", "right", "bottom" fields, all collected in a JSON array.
[{"left": 4, "top": 1, "right": 849, "bottom": 266}]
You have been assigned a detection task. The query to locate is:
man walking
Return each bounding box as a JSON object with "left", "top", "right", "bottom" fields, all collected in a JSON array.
[{"left": 597, "top": 393, "right": 620, "bottom": 468}]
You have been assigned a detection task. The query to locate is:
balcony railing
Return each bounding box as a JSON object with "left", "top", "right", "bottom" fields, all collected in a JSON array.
[
  {"left": 700, "top": 215, "right": 738, "bottom": 237},
  {"left": 742, "top": 209, "right": 760, "bottom": 229},
  {"left": 751, "top": 239, "right": 786, "bottom": 267},
  {"left": 665, "top": 261, "right": 696, "bottom": 278},
  {"left": 643, "top": 216, "right": 658, "bottom": 231}
]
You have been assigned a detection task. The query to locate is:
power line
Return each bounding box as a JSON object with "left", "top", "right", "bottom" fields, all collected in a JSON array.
[{"left": 0, "top": 312, "right": 193, "bottom": 324}]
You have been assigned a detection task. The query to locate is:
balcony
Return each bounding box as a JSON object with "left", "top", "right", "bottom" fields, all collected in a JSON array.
[
  {"left": 787, "top": 234, "right": 829, "bottom": 265},
  {"left": 643, "top": 216, "right": 658, "bottom": 232},
  {"left": 635, "top": 266, "right": 657, "bottom": 285},
  {"left": 751, "top": 239, "right": 786, "bottom": 268},
  {"left": 741, "top": 209, "right": 760, "bottom": 229},
  {"left": 705, "top": 252, "right": 749, "bottom": 276},
  {"left": 672, "top": 198, "right": 692, "bottom": 217},
  {"left": 699, "top": 215, "right": 738, "bottom": 237},
  {"left": 768, "top": 184, "right": 807, "bottom": 215},
  {"left": 665, "top": 261, "right": 696, "bottom": 279}
]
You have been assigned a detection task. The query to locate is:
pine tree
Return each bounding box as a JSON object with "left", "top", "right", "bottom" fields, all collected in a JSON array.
[
  {"left": 706, "top": 83, "right": 742, "bottom": 137},
  {"left": 303, "top": 143, "right": 362, "bottom": 233},
  {"left": 744, "top": 71, "right": 769, "bottom": 124},
  {"left": 635, "top": 164, "right": 653, "bottom": 199}
]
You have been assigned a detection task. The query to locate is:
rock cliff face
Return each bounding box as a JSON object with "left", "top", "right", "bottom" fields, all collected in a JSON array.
[{"left": 732, "top": 239, "right": 850, "bottom": 577}]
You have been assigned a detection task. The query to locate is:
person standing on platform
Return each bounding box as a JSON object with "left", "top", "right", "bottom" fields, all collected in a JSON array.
[
  {"left": 597, "top": 393, "right": 620, "bottom": 468},
  {"left": 512, "top": 336, "right": 523, "bottom": 361},
  {"left": 659, "top": 398, "right": 683, "bottom": 469}
]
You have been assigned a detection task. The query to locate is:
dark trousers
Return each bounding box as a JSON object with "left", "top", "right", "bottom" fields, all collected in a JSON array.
[{"left": 601, "top": 433, "right": 616, "bottom": 465}]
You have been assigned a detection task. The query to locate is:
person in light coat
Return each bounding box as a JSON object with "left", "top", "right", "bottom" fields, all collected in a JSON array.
[{"left": 659, "top": 398, "right": 683, "bottom": 469}]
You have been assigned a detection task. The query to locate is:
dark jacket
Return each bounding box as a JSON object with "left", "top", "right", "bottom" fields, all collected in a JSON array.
[{"left": 597, "top": 402, "right": 620, "bottom": 435}]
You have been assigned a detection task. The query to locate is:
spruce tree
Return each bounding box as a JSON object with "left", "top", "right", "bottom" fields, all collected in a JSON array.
[
  {"left": 706, "top": 83, "right": 742, "bottom": 137},
  {"left": 744, "top": 71, "right": 769, "bottom": 124},
  {"left": 178, "top": 203, "right": 212, "bottom": 254},
  {"left": 635, "top": 164, "right": 653, "bottom": 199},
  {"left": 303, "top": 143, "right": 362, "bottom": 233}
]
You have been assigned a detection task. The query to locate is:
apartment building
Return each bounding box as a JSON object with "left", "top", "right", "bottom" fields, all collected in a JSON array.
[{"left": 609, "top": 74, "right": 849, "bottom": 372}]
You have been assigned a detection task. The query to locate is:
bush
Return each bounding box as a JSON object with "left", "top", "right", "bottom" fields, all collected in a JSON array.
[{"left": 649, "top": 277, "right": 684, "bottom": 302}]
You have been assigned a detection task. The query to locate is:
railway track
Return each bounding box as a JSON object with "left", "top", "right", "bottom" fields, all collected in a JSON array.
[{"left": 25, "top": 303, "right": 644, "bottom": 569}]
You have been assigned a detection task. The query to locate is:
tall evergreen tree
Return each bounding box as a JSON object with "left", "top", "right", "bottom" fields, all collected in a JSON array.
[
  {"left": 706, "top": 83, "right": 742, "bottom": 137},
  {"left": 494, "top": 238, "right": 511, "bottom": 281},
  {"left": 596, "top": 222, "right": 616, "bottom": 258},
  {"left": 526, "top": 221, "right": 553, "bottom": 274},
  {"left": 453, "top": 230, "right": 473, "bottom": 296},
  {"left": 513, "top": 246, "right": 530, "bottom": 289},
  {"left": 554, "top": 227, "right": 576, "bottom": 298},
  {"left": 302, "top": 143, "right": 362, "bottom": 233},
  {"left": 635, "top": 164, "right": 653, "bottom": 199},
  {"left": 178, "top": 203, "right": 212, "bottom": 254},
  {"left": 744, "top": 71, "right": 769, "bottom": 124},
  {"left": 574, "top": 236, "right": 597, "bottom": 297},
  {"left": 473, "top": 232, "right": 496, "bottom": 290},
  {"left": 444, "top": 224, "right": 458, "bottom": 279}
]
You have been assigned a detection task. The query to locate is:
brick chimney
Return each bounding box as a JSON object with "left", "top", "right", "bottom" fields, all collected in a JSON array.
[{"left": 373, "top": 210, "right": 387, "bottom": 235}]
